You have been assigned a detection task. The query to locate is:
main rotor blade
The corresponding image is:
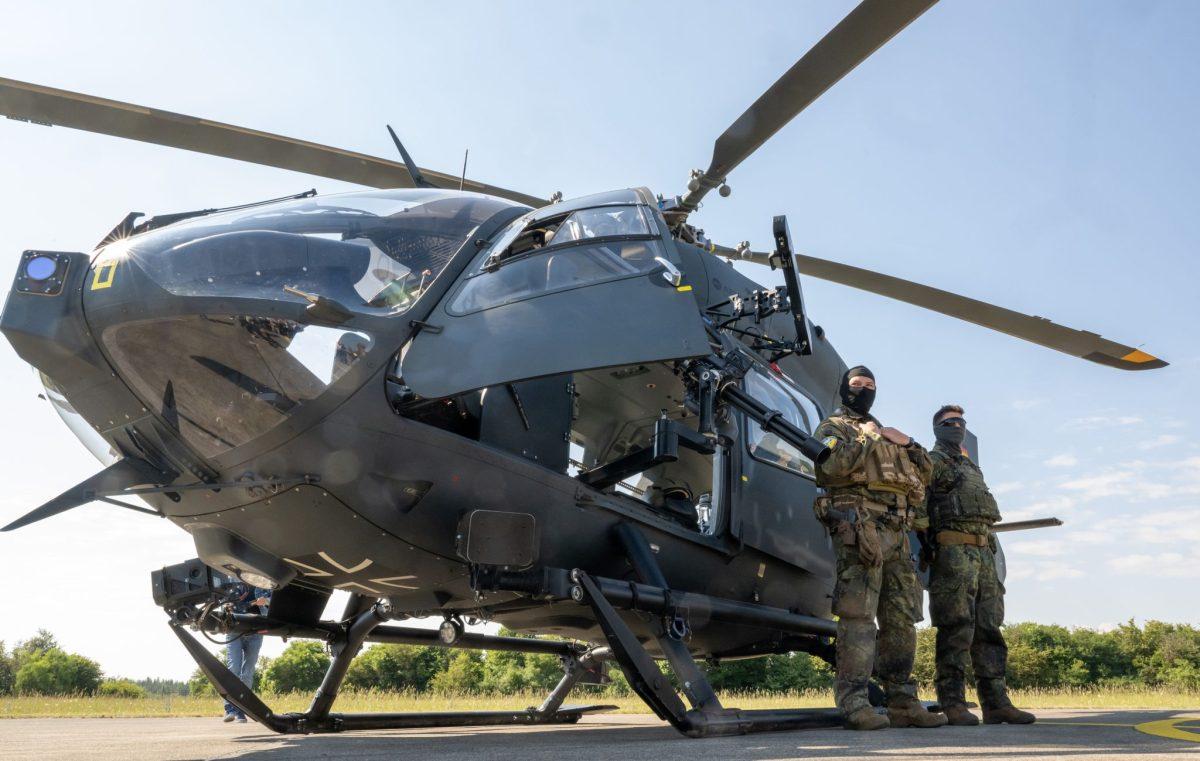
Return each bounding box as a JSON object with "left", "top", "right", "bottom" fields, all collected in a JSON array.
[
  {"left": 0, "top": 77, "right": 547, "bottom": 208},
  {"left": 792, "top": 253, "right": 1167, "bottom": 371},
  {"left": 680, "top": 0, "right": 938, "bottom": 212}
]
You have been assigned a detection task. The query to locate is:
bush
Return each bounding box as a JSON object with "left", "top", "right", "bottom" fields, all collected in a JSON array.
[
  {"left": 704, "top": 653, "right": 831, "bottom": 692},
  {"left": 98, "top": 679, "right": 147, "bottom": 698},
  {"left": 188, "top": 668, "right": 217, "bottom": 697},
  {"left": 262, "top": 641, "right": 330, "bottom": 693},
  {"left": 430, "top": 651, "right": 485, "bottom": 693},
  {"left": 14, "top": 648, "right": 102, "bottom": 695},
  {"left": 346, "top": 644, "right": 450, "bottom": 692}
]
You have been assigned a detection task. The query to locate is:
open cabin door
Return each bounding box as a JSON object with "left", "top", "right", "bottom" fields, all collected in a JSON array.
[{"left": 402, "top": 192, "right": 708, "bottom": 399}]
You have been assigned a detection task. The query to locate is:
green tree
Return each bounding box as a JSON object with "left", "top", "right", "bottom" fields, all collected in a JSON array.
[
  {"left": 188, "top": 667, "right": 217, "bottom": 697},
  {"left": 345, "top": 644, "right": 450, "bottom": 692},
  {"left": 704, "top": 653, "right": 831, "bottom": 692},
  {"left": 11, "top": 630, "right": 58, "bottom": 672},
  {"left": 98, "top": 679, "right": 147, "bottom": 698},
  {"left": 14, "top": 648, "right": 102, "bottom": 695},
  {"left": 430, "top": 651, "right": 485, "bottom": 693},
  {"left": 0, "top": 641, "right": 15, "bottom": 696},
  {"left": 261, "top": 641, "right": 330, "bottom": 693}
]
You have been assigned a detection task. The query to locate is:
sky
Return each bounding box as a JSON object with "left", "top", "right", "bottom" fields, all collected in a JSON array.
[{"left": 0, "top": 1, "right": 1196, "bottom": 681}]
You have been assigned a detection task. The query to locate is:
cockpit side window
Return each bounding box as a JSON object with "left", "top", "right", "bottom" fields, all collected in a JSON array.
[
  {"left": 448, "top": 204, "right": 668, "bottom": 315},
  {"left": 744, "top": 368, "right": 822, "bottom": 479}
]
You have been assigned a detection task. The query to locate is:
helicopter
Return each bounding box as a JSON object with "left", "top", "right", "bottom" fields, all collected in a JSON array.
[{"left": 0, "top": 0, "right": 1165, "bottom": 739}]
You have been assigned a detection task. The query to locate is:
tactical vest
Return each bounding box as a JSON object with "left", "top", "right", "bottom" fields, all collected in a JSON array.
[
  {"left": 927, "top": 452, "right": 1001, "bottom": 527},
  {"left": 820, "top": 416, "right": 926, "bottom": 506}
]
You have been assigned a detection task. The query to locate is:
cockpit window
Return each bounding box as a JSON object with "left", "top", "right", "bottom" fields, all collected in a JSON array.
[
  {"left": 479, "top": 205, "right": 652, "bottom": 270},
  {"left": 110, "top": 190, "right": 521, "bottom": 316},
  {"left": 744, "top": 368, "right": 822, "bottom": 479},
  {"left": 448, "top": 204, "right": 669, "bottom": 315},
  {"left": 102, "top": 315, "right": 374, "bottom": 458},
  {"left": 550, "top": 206, "right": 650, "bottom": 245}
]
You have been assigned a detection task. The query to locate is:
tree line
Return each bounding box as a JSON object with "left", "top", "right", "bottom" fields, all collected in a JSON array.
[{"left": 3, "top": 620, "right": 1198, "bottom": 697}]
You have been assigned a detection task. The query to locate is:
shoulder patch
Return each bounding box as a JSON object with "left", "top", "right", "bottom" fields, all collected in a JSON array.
[{"left": 823, "top": 436, "right": 839, "bottom": 450}]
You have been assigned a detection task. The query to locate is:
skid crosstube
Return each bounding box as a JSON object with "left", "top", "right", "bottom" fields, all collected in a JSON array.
[{"left": 170, "top": 617, "right": 615, "bottom": 735}]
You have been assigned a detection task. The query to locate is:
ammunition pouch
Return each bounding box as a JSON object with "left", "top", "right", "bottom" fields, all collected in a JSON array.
[
  {"left": 818, "top": 493, "right": 907, "bottom": 568},
  {"left": 819, "top": 417, "right": 926, "bottom": 504},
  {"left": 928, "top": 453, "right": 1001, "bottom": 527}
]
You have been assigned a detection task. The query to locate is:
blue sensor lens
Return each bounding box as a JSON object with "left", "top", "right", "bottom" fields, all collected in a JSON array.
[{"left": 26, "top": 256, "right": 57, "bottom": 281}]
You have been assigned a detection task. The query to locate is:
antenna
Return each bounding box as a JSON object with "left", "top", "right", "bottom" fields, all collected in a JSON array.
[
  {"left": 459, "top": 149, "right": 469, "bottom": 191},
  {"left": 386, "top": 125, "right": 435, "bottom": 188}
]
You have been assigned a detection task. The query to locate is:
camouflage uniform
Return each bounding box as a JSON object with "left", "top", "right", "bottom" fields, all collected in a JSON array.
[
  {"left": 813, "top": 407, "right": 932, "bottom": 716},
  {"left": 925, "top": 440, "right": 1012, "bottom": 711}
]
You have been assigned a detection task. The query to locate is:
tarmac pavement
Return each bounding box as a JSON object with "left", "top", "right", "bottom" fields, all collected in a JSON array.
[{"left": 1, "top": 709, "right": 1199, "bottom": 760}]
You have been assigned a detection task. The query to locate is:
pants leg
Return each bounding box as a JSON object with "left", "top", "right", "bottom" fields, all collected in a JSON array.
[
  {"left": 930, "top": 544, "right": 980, "bottom": 708},
  {"left": 238, "top": 634, "right": 263, "bottom": 688},
  {"left": 831, "top": 541, "right": 882, "bottom": 715},
  {"left": 973, "top": 547, "right": 1011, "bottom": 710},
  {"left": 877, "top": 530, "right": 921, "bottom": 705},
  {"left": 224, "top": 638, "right": 246, "bottom": 715}
]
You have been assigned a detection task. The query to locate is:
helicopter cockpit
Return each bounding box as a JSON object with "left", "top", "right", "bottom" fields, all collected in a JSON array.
[
  {"left": 86, "top": 189, "right": 522, "bottom": 459},
  {"left": 110, "top": 189, "right": 521, "bottom": 312}
]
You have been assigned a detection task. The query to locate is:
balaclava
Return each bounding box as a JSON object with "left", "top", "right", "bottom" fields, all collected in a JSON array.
[
  {"left": 934, "top": 416, "right": 967, "bottom": 447},
  {"left": 839, "top": 365, "right": 875, "bottom": 416}
]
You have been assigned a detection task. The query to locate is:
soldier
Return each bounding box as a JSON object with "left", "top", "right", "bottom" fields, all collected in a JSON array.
[
  {"left": 925, "top": 404, "right": 1035, "bottom": 726},
  {"left": 813, "top": 366, "right": 946, "bottom": 731}
]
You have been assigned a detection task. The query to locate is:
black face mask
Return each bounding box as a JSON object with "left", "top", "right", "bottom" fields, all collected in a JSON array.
[
  {"left": 935, "top": 418, "right": 966, "bottom": 447},
  {"left": 839, "top": 365, "right": 876, "bottom": 416}
]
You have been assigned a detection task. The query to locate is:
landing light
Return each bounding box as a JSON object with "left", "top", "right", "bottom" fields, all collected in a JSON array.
[{"left": 237, "top": 570, "right": 280, "bottom": 590}]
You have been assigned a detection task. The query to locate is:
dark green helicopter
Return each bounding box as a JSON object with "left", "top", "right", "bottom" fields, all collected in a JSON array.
[{"left": 0, "top": 0, "right": 1164, "bottom": 739}]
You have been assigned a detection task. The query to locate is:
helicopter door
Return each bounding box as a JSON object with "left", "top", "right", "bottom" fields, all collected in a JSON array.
[
  {"left": 402, "top": 200, "right": 708, "bottom": 398},
  {"left": 732, "top": 368, "right": 833, "bottom": 574}
]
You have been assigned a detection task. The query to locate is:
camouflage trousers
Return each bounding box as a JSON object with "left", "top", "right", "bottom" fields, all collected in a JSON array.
[
  {"left": 928, "top": 542, "right": 1012, "bottom": 710},
  {"left": 831, "top": 523, "right": 924, "bottom": 715}
]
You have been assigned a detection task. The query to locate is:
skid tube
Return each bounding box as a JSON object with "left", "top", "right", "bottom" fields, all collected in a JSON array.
[{"left": 171, "top": 600, "right": 615, "bottom": 734}]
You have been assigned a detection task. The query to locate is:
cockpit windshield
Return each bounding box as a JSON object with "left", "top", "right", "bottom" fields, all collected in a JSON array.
[{"left": 108, "top": 189, "right": 523, "bottom": 315}]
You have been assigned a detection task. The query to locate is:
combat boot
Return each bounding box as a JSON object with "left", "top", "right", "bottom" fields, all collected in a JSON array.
[
  {"left": 982, "top": 705, "right": 1035, "bottom": 725},
  {"left": 844, "top": 706, "right": 890, "bottom": 731},
  {"left": 887, "top": 698, "right": 948, "bottom": 728},
  {"left": 942, "top": 703, "right": 980, "bottom": 726}
]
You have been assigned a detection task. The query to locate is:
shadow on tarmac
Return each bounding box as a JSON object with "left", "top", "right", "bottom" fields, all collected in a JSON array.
[{"left": 220, "top": 709, "right": 1200, "bottom": 760}]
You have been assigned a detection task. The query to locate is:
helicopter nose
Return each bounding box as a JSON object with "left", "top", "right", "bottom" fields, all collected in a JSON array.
[{"left": 1, "top": 249, "right": 149, "bottom": 435}]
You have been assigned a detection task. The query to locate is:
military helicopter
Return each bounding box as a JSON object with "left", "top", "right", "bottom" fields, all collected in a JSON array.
[{"left": 0, "top": 0, "right": 1164, "bottom": 739}]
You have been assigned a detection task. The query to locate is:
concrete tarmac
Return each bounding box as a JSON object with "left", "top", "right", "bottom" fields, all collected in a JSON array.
[{"left": 1, "top": 710, "right": 1199, "bottom": 760}]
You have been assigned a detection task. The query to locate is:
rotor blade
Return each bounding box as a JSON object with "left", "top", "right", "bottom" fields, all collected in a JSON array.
[
  {"left": 680, "top": 0, "right": 937, "bottom": 212},
  {"left": 792, "top": 253, "right": 1167, "bottom": 371},
  {"left": 0, "top": 77, "right": 547, "bottom": 208}
]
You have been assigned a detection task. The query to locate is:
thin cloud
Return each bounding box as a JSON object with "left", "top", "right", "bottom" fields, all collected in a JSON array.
[
  {"left": 1137, "top": 434, "right": 1183, "bottom": 451},
  {"left": 1044, "top": 453, "right": 1079, "bottom": 468},
  {"left": 1061, "top": 415, "right": 1144, "bottom": 431}
]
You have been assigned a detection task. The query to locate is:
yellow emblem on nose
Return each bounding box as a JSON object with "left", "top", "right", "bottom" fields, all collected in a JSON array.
[{"left": 91, "top": 260, "right": 118, "bottom": 290}]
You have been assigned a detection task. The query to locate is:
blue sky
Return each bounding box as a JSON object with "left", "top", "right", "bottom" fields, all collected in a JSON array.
[{"left": 0, "top": 1, "right": 1196, "bottom": 680}]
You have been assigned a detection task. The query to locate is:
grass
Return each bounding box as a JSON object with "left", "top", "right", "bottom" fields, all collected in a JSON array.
[{"left": 2, "top": 686, "right": 1197, "bottom": 718}]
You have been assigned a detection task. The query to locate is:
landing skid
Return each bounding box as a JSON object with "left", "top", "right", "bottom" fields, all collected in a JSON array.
[
  {"left": 171, "top": 614, "right": 615, "bottom": 734},
  {"left": 566, "top": 524, "right": 844, "bottom": 737}
]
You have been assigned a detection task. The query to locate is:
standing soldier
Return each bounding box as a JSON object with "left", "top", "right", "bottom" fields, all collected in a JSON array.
[
  {"left": 813, "top": 366, "right": 946, "bottom": 731},
  {"left": 925, "top": 405, "right": 1035, "bottom": 726}
]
